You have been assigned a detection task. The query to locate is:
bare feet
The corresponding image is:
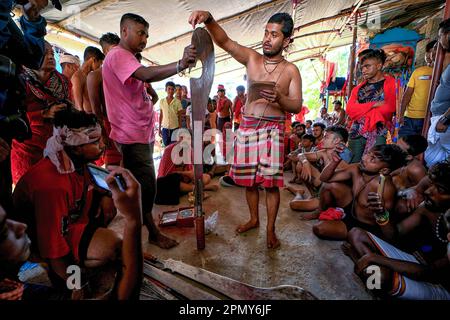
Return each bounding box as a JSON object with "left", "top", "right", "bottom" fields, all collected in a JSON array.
[
  {"left": 267, "top": 232, "right": 280, "bottom": 249},
  {"left": 341, "top": 242, "right": 360, "bottom": 264},
  {"left": 236, "top": 220, "right": 259, "bottom": 233},
  {"left": 148, "top": 233, "right": 179, "bottom": 249},
  {"left": 299, "top": 210, "right": 320, "bottom": 220}
]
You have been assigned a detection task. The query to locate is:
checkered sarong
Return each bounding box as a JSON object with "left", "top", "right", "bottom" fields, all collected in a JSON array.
[{"left": 229, "top": 115, "right": 285, "bottom": 188}]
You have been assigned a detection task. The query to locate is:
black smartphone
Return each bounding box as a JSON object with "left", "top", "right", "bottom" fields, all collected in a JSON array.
[
  {"left": 87, "top": 164, "right": 127, "bottom": 193},
  {"left": 87, "top": 164, "right": 111, "bottom": 193}
]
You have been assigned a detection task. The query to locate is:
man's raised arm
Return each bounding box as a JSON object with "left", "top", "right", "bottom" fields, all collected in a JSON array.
[{"left": 188, "top": 11, "right": 256, "bottom": 66}]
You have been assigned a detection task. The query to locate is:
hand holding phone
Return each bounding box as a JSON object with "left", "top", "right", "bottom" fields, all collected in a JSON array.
[{"left": 106, "top": 168, "right": 142, "bottom": 223}]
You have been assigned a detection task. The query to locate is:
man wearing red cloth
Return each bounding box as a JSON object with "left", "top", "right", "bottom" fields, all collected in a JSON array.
[{"left": 346, "top": 49, "right": 396, "bottom": 163}]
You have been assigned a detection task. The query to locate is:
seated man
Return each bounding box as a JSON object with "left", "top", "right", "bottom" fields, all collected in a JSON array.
[
  {"left": 312, "top": 144, "right": 407, "bottom": 240},
  {"left": 293, "top": 126, "right": 351, "bottom": 191},
  {"left": 305, "top": 120, "right": 313, "bottom": 135},
  {"left": 1, "top": 167, "right": 143, "bottom": 300},
  {"left": 12, "top": 109, "right": 139, "bottom": 298},
  {"left": 345, "top": 161, "right": 450, "bottom": 300},
  {"left": 392, "top": 135, "right": 428, "bottom": 219},
  {"left": 287, "top": 134, "right": 316, "bottom": 183},
  {"left": 312, "top": 122, "right": 326, "bottom": 148},
  {"left": 287, "top": 126, "right": 352, "bottom": 216},
  {"left": 330, "top": 100, "right": 346, "bottom": 126},
  {"left": 155, "top": 140, "right": 218, "bottom": 205},
  {"left": 284, "top": 123, "right": 306, "bottom": 172}
]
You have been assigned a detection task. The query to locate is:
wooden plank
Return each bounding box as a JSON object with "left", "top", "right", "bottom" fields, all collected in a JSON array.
[{"left": 143, "top": 262, "right": 220, "bottom": 300}]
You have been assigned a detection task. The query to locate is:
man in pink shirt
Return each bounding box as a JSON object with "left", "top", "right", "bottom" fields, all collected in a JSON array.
[{"left": 102, "top": 13, "right": 196, "bottom": 249}]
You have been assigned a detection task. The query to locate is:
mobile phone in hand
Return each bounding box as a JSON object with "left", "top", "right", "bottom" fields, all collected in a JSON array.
[{"left": 114, "top": 174, "right": 127, "bottom": 192}]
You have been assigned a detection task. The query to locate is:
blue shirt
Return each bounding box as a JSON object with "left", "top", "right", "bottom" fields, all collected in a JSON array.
[
  {"left": 430, "top": 65, "right": 450, "bottom": 117},
  {"left": 0, "top": 0, "right": 46, "bottom": 69}
]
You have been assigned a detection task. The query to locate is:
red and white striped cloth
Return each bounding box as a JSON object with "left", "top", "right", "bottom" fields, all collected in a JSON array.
[{"left": 229, "top": 115, "right": 285, "bottom": 188}]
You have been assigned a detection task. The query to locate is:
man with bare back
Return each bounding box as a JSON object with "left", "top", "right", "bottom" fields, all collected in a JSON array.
[
  {"left": 72, "top": 46, "right": 104, "bottom": 113},
  {"left": 188, "top": 11, "right": 302, "bottom": 249},
  {"left": 312, "top": 144, "right": 408, "bottom": 240}
]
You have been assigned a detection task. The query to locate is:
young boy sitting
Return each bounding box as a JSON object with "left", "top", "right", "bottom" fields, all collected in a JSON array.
[
  {"left": 344, "top": 161, "right": 450, "bottom": 299},
  {"left": 294, "top": 126, "right": 351, "bottom": 189},
  {"left": 392, "top": 135, "right": 428, "bottom": 219},
  {"left": 287, "top": 134, "right": 316, "bottom": 183},
  {"left": 312, "top": 144, "right": 407, "bottom": 240},
  {"left": 287, "top": 127, "right": 352, "bottom": 216}
]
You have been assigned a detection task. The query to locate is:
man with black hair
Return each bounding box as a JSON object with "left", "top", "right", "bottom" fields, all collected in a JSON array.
[
  {"left": 399, "top": 40, "right": 437, "bottom": 137},
  {"left": 305, "top": 119, "right": 313, "bottom": 134},
  {"left": 87, "top": 32, "right": 122, "bottom": 168},
  {"left": 330, "top": 100, "right": 346, "bottom": 126},
  {"left": 312, "top": 122, "right": 325, "bottom": 148},
  {"left": 189, "top": 11, "right": 302, "bottom": 249},
  {"left": 2, "top": 166, "right": 144, "bottom": 300},
  {"left": 312, "top": 144, "right": 407, "bottom": 240},
  {"left": 103, "top": 13, "right": 196, "bottom": 249},
  {"left": 233, "top": 85, "right": 246, "bottom": 131},
  {"left": 174, "top": 84, "right": 189, "bottom": 129},
  {"left": 159, "top": 81, "right": 183, "bottom": 146},
  {"left": 72, "top": 46, "right": 104, "bottom": 113},
  {"left": 347, "top": 49, "right": 396, "bottom": 163},
  {"left": 392, "top": 135, "right": 428, "bottom": 219},
  {"left": 345, "top": 160, "right": 450, "bottom": 300},
  {"left": 425, "top": 18, "right": 450, "bottom": 167},
  {"left": 394, "top": 135, "right": 427, "bottom": 184},
  {"left": 12, "top": 108, "right": 142, "bottom": 299},
  {"left": 314, "top": 107, "right": 331, "bottom": 127},
  {"left": 216, "top": 84, "right": 233, "bottom": 132},
  {"left": 290, "top": 126, "right": 351, "bottom": 214}
]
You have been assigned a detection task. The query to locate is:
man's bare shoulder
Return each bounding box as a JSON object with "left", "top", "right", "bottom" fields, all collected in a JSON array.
[
  {"left": 345, "top": 163, "right": 360, "bottom": 174},
  {"left": 87, "top": 69, "right": 102, "bottom": 82},
  {"left": 284, "top": 61, "right": 300, "bottom": 74},
  {"left": 406, "top": 160, "right": 426, "bottom": 177},
  {"left": 71, "top": 70, "right": 82, "bottom": 81},
  {"left": 247, "top": 51, "right": 264, "bottom": 65}
]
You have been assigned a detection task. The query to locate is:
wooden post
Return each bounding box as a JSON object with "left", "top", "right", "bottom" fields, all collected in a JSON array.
[
  {"left": 348, "top": 13, "right": 359, "bottom": 99},
  {"left": 422, "top": 0, "right": 450, "bottom": 137}
]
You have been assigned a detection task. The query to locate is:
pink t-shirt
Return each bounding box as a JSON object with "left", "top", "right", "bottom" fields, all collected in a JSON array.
[{"left": 102, "top": 46, "right": 154, "bottom": 144}]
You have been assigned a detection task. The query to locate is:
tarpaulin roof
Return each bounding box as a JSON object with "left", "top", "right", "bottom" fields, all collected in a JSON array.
[{"left": 40, "top": 0, "right": 445, "bottom": 79}]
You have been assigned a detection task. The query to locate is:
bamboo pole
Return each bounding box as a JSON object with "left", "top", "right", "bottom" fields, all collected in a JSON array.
[{"left": 347, "top": 12, "right": 359, "bottom": 98}]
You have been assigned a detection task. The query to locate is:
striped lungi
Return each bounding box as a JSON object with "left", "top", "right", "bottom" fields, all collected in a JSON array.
[{"left": 229, "top": 115, "right": 285, "bottom": 188}]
